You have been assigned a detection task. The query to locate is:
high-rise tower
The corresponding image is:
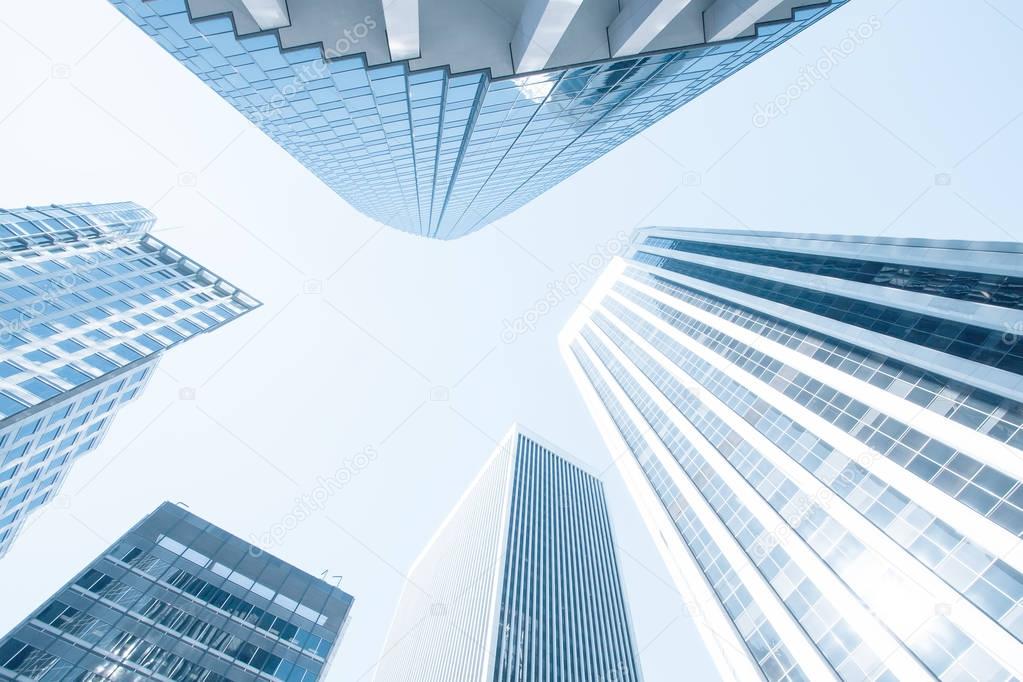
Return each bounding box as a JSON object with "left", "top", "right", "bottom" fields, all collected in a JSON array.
[
  {"left": 0, "top": 202, "right": 259, "bottom": 557},
  {"left": 110, "top": 0, "right": 850, "bottom": 238},
  {"left": 375, "top": 425, "right": 643, "bottom": 681},
  {"left": 0, "top": 501, "right": 354, "bottom": 680},
  {"left": 561, "top": 227, "right": 1023, "bottom": 680}
]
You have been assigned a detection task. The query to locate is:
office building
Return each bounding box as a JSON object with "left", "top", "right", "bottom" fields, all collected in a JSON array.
[
  {"left": 0, "top": 501, "right": 353, "bottom": 680},
  {"left": 375, "top": 425, "right": 642, "bottom": 681},
  {"left": 110, "top": 0, "right": 849, "bottom": 238},
  {"left": 0, "top": 202, "right": 259, "bottom": 557},
  {"left": 560, "top": 227, "right": 1023, "bottom": 680}
]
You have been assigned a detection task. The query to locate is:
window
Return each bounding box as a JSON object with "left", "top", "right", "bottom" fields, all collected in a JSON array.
[
  {"left": 0, "top": 333, "right": 27, "bottom": 350},
  {"left": 54, "top": 365, "right": 93, "bottom": 386},
  {"left": 135, "top": 334, "right": 165, "bottom": 352},
  {"left": 111, "top": 344, "right": 143, "bottom": 361},
  {"left": 24, "top": 350, "right": 56, "bottom": 366},
  {"left": 27, "top": 448, "right": 50, "bottom": 468},
  {"left": 56, "top": 338, "right": 86, "bottom": 353},
  {"left": 5, "top": 490, "right": 29, "bottom": 510},
  {"left": 85, "top": 329, "right": 112, "bottom": 342},
  {"left": 28, "top": 323, "right": 58, "bottom": 338},
  {"left": 19, "top": 378, "right": 61, "bottom": 400},
  {"left": 14, "top": 419, "right": 41, "bottom": 441},
  {"left": 0, "top": 392, "right": 26, "bottom": 417},
  {"left": 103, "top": 380, "right": 125, "bottom": 398},
  {"left": 54, "top": 314, "right": 85, "bottom": 329},
  {"left": 15, "top": 470, "right": 39, "bottom": 490},
  {"left": 0, "top": 640, "right": 57, "bottom": 676},
  {"left": 3, "top": 443, "right": 30, "bottom": 467},
  {"left": 83, "top": 354, "right": 118, "bottom": 373}
]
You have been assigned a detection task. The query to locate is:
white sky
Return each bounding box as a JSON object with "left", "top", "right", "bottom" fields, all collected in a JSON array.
[{"left": 0, "top": 0, "right": 1020, "bottom": 679}]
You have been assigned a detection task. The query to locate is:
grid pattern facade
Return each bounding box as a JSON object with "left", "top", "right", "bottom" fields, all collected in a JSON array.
[
  {"left": 375, "top": 428, "right": 642, "bottom": 682},
  {"left": 0, "top": 202, "right": 259, "bottom": 558},
  {"left": 0, "top": 502, "right": 354, "bottom": 681},
  {"left": 110, "top": 0, "right": 846, "bottom": 239},
  {"left": 560, "top": 228, "right": 1023, "bottom": 681},
  {"left": 643, "top": 236, "right": 1023, "bottom": 311},
  {"left": 0, "top": 358, "right": 155, "bottom": 558},
  {"left": 633, "top": 245, "right": 1023, "bottom": 375}
]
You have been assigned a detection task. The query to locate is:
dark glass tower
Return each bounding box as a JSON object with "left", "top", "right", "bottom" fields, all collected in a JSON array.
[{"left": 0, "top": 502, "right": 354, "bottom": 681}]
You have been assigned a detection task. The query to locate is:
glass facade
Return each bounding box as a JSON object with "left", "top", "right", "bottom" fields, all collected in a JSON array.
[
  {"left": 0, "top": 202, "right": 259, "bottom": 558},
  {"left": 0, "top": 502, "right": 354, "bottom": 681},
  {"left": 375, "top": 426, "right": 641, "bottom": 681},
  {"left": 109, "top": 0, "right": 847, "bottom": 239},
  {"left": 560, "top": 228, "right": 1023, "bottom": 681},
  {"left": 632, "top": 249, "right": 1023, "bottom": 375},
  {"left": 643, "top": 235, "right": 1023, "bottom": 311}
]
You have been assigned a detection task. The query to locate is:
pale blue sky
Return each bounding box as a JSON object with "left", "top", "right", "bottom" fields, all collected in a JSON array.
[{"left": 0, "top": 0, "right": 1020, "bottom": 679}]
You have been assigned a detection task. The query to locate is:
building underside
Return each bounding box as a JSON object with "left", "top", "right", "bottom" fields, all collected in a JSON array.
[
  {"left": 115, "top": 0, "right": 848, "bottom": 237},
  {"left": 191, "top": 0, "right": 817, "bottom": 76}
]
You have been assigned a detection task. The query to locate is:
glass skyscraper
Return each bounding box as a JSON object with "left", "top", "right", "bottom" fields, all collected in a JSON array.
[
  {"left": 560, "top": 227, "right": 1023, "bottom": 680},
  {"left": 375, "top": 425, "right": 642, "bottom": 681},
  {"left": 0, "top": 202, "right": 259, "bottom": 558},
  {"left": 110, "top": 0, "right": 849, "bottom": 238},
  {"left": 0, "top": 501, "right": 354, "bottom": 681}
]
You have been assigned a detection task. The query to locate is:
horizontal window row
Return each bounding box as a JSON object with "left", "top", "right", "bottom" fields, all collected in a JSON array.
[
  {"left": 111, "top": 544, "right": 332, "bottom": 658},
  {"left": 626, "top": 268, "right": 1023, "bottom": 451}
]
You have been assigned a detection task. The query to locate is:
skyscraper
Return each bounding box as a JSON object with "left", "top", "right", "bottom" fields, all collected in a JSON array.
[
  {"left": 0, "top": 501, "right": 354, "bottom": 681},
  {"left": 0, "top": 202, "right": 259, "bottom": 558},
  {"left": 560, "top": 227, "right": 1023, "bottom": 680},
  {"left": 110, "top": 0, "right": 849, "bottom": 238},
  {"left": 375, "top": 425, "right": 642, "bottom": 681}
]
